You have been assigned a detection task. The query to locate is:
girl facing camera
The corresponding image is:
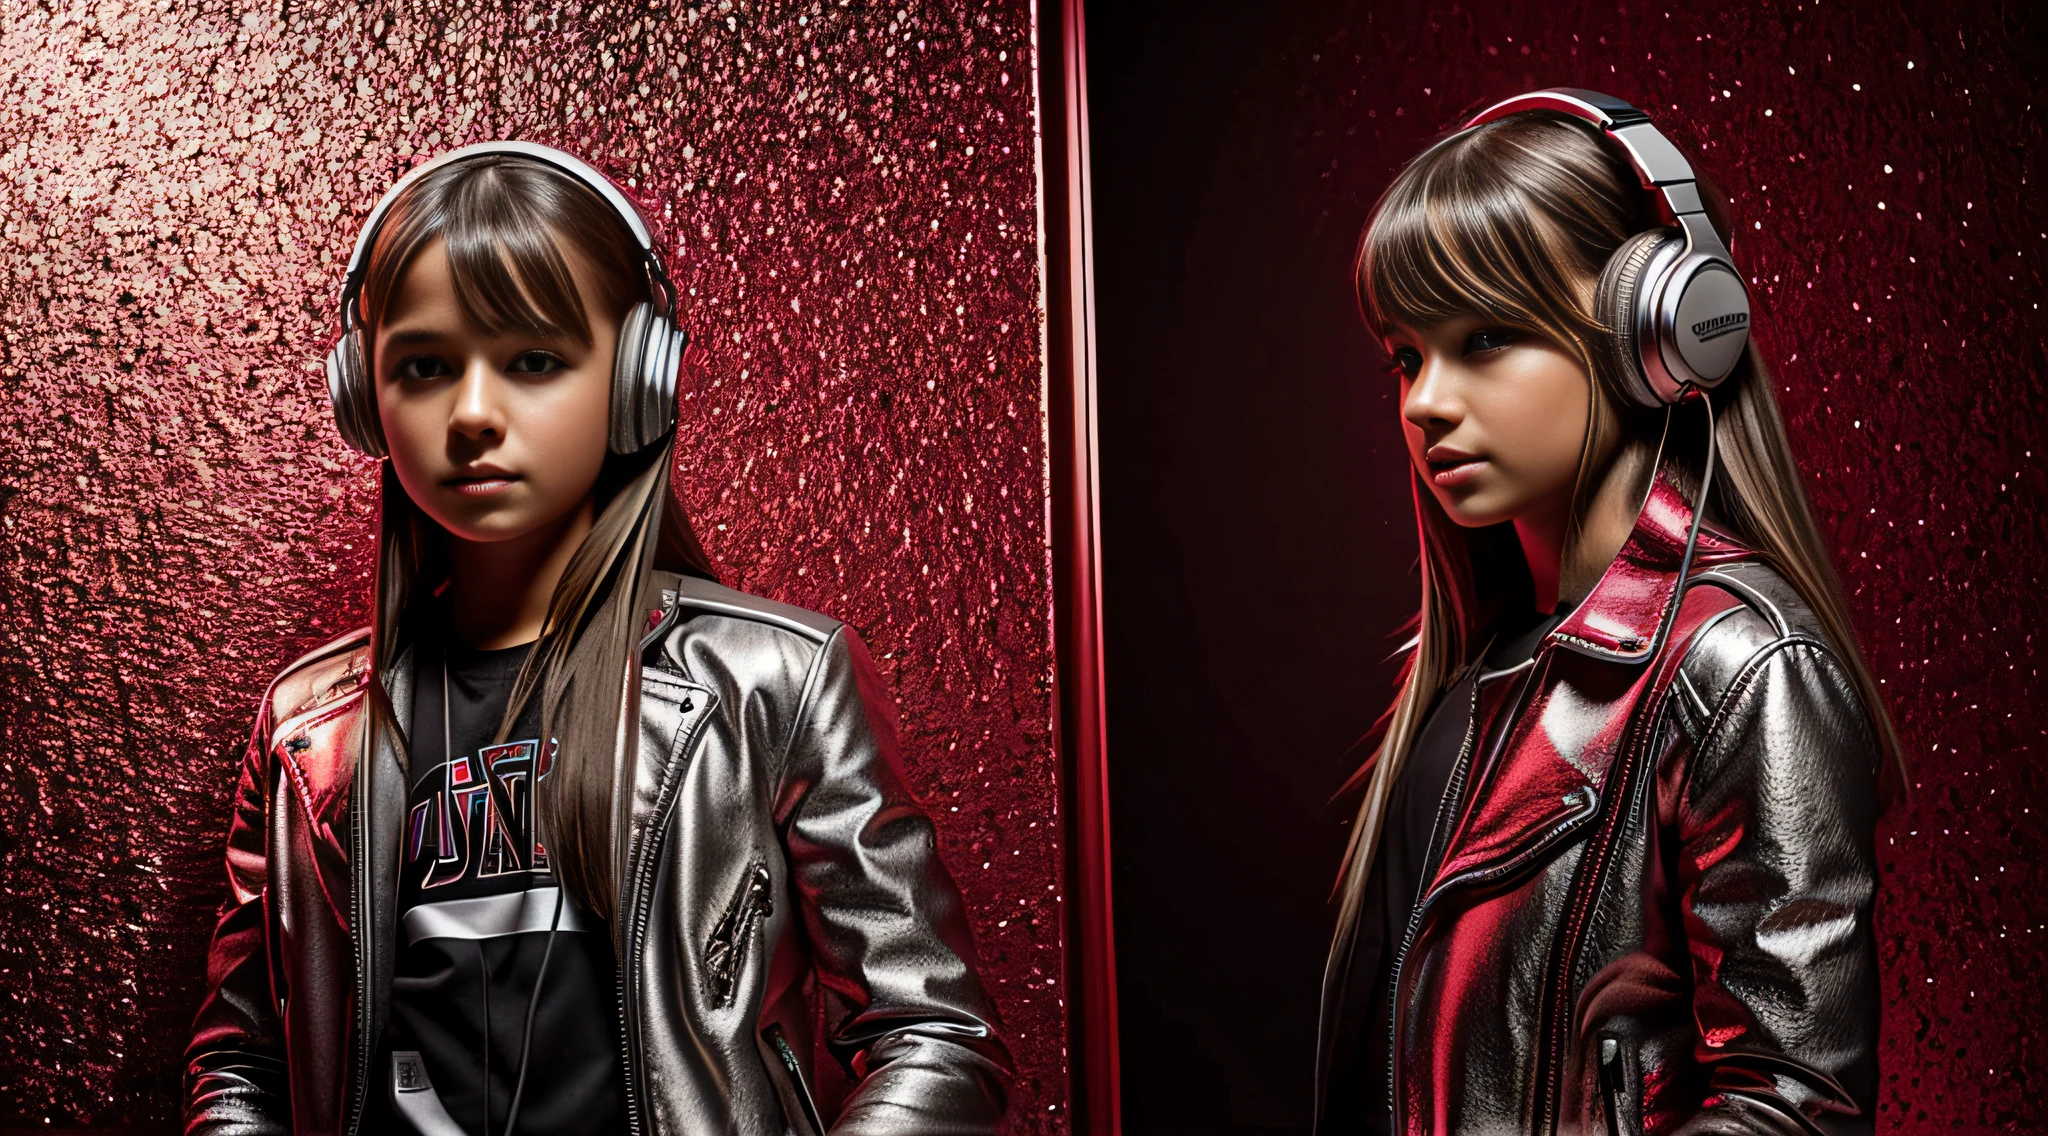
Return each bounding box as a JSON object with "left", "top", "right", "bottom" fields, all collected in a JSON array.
[
  {"left": 1317, "top": 92, "right": 1897, "bottom": 1134},
  {"left": 183, "top": 144, "right": 1008, "bottom": 1136}
]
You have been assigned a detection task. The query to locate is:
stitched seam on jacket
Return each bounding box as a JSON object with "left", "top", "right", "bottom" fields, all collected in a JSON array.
[
  {"left": 1650, "top": 596, "right": 1751, "bottom": 753},
  {"left": 773, "top": 624, "right": 845, "bottom": 789},
  {"left": 1555, "top": 631, "right": 1638, "bottom": 656},
  {"left": 1677, "top": 634, "right": 1841, "bottom": 810}
]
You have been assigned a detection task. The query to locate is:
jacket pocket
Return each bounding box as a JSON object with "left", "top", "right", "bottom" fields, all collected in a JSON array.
[
  {"left": 704, "top": 861, "right": 773, "bottom": 1008},
  {"left": 1599, "top": 1035, "right": 1639, "bottom": 1136},
  {"left": 761, "top": 1021, "right": 827, "bottom": 1136}
]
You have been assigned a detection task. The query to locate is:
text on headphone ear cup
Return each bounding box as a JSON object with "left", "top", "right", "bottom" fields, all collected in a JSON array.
[
  {"left": 1664, "top": 260, "right": 1750, "bottom": 385},
  {"left": 1596, "top": 228, "right": 1683, "bottom": 408}
]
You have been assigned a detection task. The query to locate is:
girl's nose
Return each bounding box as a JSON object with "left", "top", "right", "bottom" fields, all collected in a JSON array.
[
  {"left": 1402, "top": 356, "right": 1463, "bottom": 432},
  {"left": 447, "top": 358, "right": 507, "bottom": 441}
]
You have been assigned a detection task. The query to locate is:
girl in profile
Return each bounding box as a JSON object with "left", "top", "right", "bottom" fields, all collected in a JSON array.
[
  {"left": 1317, "top": 93, "right": 1896, "bottom": 1134},
  {"left": 184, "top": 145, "right": 1008, "bottom": 1136}
]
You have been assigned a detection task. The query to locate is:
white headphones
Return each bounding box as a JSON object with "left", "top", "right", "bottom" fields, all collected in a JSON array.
[
  {"left": 324, "top": 141, "right": 690, "bottom": 458},
  {"left": 1462, "top": 89, "right": 1753, "bottom": 407}
]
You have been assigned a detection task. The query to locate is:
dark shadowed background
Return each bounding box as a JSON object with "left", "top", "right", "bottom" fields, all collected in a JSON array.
[{"left": 1086, "top": 2, "right": 2046, "bottom": 1132}]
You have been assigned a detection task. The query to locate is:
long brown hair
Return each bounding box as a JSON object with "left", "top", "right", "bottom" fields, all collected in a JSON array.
[
  {"left": 360, "top": 154, "right": 716, "bottom": 922},
  {"left": 1332, "top": 110, "right": 1904, "bottom": 943}
]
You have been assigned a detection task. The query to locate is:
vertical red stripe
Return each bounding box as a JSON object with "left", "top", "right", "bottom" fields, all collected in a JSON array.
[{"left": 1038, "top": 0, "right": 1120, "bottom": 1131}]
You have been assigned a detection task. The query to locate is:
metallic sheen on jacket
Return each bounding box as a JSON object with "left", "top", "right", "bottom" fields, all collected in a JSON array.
[
  {"left": 1316, "top": 476, "right": 1881, "bottom": 1135},
  {"left": 185, "top": 575, "right": 1011, "bottom": 1136}
]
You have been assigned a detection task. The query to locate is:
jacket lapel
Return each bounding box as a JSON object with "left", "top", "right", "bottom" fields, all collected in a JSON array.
[
  {"left": 1423, "top": 663, "right": 1602, "bottom": 905},
  {"left": 273, "top": 694, "right": 367, "bottom": 872},
  {"left": 1425, "top": 468, "right": 1745, "bottom": 905},
  {"left": 1548, "top": 474, "right": 1747, "bottom": 663}
]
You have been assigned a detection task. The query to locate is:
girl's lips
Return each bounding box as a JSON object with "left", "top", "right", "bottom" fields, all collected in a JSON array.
[
  {"left": 448, "top": 477, "right": 519, "bottom": 497},
  {"left": 1429, "top": 458, "right": 1488, "bottom": 489}
]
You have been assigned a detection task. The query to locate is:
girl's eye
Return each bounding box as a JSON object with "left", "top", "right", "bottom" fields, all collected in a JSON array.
[
  {"left": 1389, "top": 346, "right": 1424, "bottom": 379},
  {"left": 1463, "top": 328, "right": 1520, "bottom": 355},
  {"left": 506, "top": 350, "right": 567, "bottom": 375},
  {"left": 394, "top": 355, "right": 453, "bottom": 381}
]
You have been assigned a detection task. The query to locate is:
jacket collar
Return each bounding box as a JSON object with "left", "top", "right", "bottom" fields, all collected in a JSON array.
[{"left": 1547, "top": 467, "right": 1751, "bottom": 664}]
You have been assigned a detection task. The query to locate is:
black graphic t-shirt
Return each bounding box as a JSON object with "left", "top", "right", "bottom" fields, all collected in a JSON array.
[{"left": 367, "top": 634, "right": 629, "bottom": 1136}]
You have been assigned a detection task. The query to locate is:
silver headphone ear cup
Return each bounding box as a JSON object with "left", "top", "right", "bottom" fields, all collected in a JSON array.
[
  {"left": 326, "top": 329, "right": 386, "bottom": 458},
  {"left": 645, "top": 321, "right": 682, "bottom": 442},
  {"left": 347, "top": 332, "right": 387, "bottom": 458},
  {"left": 608, "top": 302, "right": 683, "bottom": 454},
  {"left": 1596, "top": 229, "right": 1684, "bottom": 408},
  {"left": 1661, "top": 256, "right": 1751, "bottom": 388},
  {"left": 610, "top": 303, "right": 654, "bottom": 454}
]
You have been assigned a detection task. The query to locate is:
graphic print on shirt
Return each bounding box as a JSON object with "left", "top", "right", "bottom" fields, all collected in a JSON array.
[{"left": 407, "top": 736, "right": 558, "bottom": 890}]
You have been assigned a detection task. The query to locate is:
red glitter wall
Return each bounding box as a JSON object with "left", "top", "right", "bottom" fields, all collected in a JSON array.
[
  {"left": 0, "top": 1, "right": 1066, "bottom": 1131},
  {"left": 1298, "top": 6, "right": 2046, "bottom": 1128}
]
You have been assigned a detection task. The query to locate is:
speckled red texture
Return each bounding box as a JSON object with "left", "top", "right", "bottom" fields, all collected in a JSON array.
[
  {"left": 0, "top": 2, "right": 1064, "bottom": 1130},
  {"left": 1296, "top": 3, "right": 2047, "bottom": 1130}
]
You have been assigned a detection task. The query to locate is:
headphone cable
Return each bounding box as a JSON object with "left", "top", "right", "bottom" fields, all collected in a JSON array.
[
  {"left": 447, "top": 639, "right": 567, "bottom": 1136},
  {"left": 501, "top": 813, "right": 565, "bottom": 1136}
]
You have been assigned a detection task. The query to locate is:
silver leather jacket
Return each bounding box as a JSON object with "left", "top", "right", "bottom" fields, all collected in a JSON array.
[
  {"left": 1316, "top": 478, "right": 1882, "bottom": 1135},
  {"left": 184, "top": 574, "right": 1010, "bottom": 1135}
]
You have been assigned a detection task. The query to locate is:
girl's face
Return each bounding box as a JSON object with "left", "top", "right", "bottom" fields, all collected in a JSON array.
[
  {"left": 1386, "top": 314, "right": 1612, "bottom": 529},
  {"left": 374, "top": 237, "right": 618, "bottom": 547}
]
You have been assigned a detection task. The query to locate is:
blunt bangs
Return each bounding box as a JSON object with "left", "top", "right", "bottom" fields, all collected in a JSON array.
[
  {"left": 363, "top": 157, "right": 644, "bottom": 349},
  {"left": 1356, "top": 112, "right": 1637, "bottom": 350}
]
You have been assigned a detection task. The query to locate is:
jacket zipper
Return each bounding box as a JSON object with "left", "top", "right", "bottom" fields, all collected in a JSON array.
[
  {"left": 1599, "top": 1036, "right": 1634, "bottom": 1136},
  {"left": 1383, "top": 679, "right": 1482, "bottom": 1127},
  {"left": 616, "top": 606, "right": 686, "bottom": 1136},
  {"left": 345, "top": 711, "right": 374, "bottom": 1136},
  {"left": 706, "top": 863, "right": 774, "bottom": 1008},
  {"left": 617, "top": 910, "right": 645, "bottom": 1136},
  {"left": 616, "top": 774, "right": 665, "bottom": 1136},
  {"left": 616, "top": 682, "right": 711, "bottom": 1136},
  {"left": 1535, "top": 700, "right": 1662, "bottom": 1135},
  {"left": 764, "top": 1022, "right": 828, "bottom": 1136}
]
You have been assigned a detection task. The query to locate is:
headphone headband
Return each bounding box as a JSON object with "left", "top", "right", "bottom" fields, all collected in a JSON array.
[
  {"left": 337, "top": 140, "right": 672, "bottom": 330},
  {"left": 1461, "top": 88, "right": 1727, "bottom": 260}
]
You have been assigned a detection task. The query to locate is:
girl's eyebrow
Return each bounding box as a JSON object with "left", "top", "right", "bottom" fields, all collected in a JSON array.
[{"left": 384, "top": 329, "right": 445, "bottom": 347}]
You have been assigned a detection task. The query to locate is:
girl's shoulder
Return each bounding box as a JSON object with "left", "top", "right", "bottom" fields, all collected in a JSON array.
[
  {"left": 1680, "top": 560, "right": 1834, "bottom": 667},
  {"left": 652, "top": 572, "right": 844, "bottom": 647},
  {"left": 644, "top": 574, "right": 871, "bottom": 728},
  {"left": 1669, "top": 560, "right": 1862, "bottom": 739},
  {"left": 261, "top": 626, "right": 374, "bottom": 729}
]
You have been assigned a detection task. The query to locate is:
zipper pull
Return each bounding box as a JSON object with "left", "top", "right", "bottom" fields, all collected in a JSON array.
[{"left": 1599, "top": 1036, "right": 1628, "bottom": 1136}]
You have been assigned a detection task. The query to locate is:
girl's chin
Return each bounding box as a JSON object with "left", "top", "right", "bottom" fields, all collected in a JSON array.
[
  {"left": 1431, "top": 488, "right": 1518, "bottom": 530},
  {"left": 427, "top": 505, "right": 560, "bottom": 546}
]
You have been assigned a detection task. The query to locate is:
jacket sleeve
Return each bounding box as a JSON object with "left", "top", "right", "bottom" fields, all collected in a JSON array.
[
  {"left": 779, "top": 625, "right": 1012, "bottom": 1135},
  {"left": 183, "top": 696, "right": 291, "bottom": 1136},
  {"left": 1672, "top": 636, "right": 1881, "bottom": 1135}
]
